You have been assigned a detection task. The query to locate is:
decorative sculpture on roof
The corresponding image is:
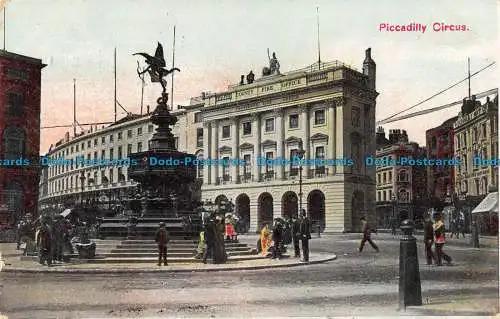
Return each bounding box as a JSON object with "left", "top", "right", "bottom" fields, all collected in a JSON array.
[
  {"left": 246, "top": 70, "right": 255, "bottom": 84},
  {"left": 133, "top": 42, "right": 180, "bottom": 93},
  {"left": 262, "top": 49, "right": 280, "bottom": 76}
]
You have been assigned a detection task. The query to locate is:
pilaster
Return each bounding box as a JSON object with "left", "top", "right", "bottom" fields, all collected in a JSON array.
[
  {"left": 232, "top": 117, "right": 240, "bottom": 184},
  {"left": 252, "top": 113, "right": 261, "bottom": 182},
  {"left": 210, "top": 120, "right": 219, "bottom": 185},
  {"left": 275, "top": 108, "right": 284, "bottom": 180}
]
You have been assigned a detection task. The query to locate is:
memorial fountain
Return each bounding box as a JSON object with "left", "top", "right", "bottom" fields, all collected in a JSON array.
[{"left": 99, "top": 43, "right": 202, "bottom": 239}]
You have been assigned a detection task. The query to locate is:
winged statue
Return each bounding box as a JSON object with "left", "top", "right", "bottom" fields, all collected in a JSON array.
[{"left": 133, "top": 42, "right": 180, "bottom": 93}]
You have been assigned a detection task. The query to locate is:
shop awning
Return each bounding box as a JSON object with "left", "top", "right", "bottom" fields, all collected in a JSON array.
[
  {"left": 472, "top": 192, "right": 499, "bottom": 214},
  {"left": 61, "top": 208, "right": 73, "bottom": 218}
]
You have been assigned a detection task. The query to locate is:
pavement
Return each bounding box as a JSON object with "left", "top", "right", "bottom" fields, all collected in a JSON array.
[
  {"left": 0, "top": 242, "right": 336, "bottom": 273},
  {"left": 0, "top": 234, "right": 497, "bottom": 317}
]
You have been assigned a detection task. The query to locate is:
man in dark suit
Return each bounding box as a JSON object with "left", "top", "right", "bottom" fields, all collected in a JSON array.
[
  {"left": 298, "top": 209, "right": 311, "bottom": 262},
  {"left": 359, "top": 217, "right": 379, "bottom": 252},
  {"left": 155, "top": 222, "right": 170, "bottom": 266},
  {"left": 203, "top": 215, "right": 216, "bottom": 264},
  {"left": 291, "top": 215, "right": 301, "bottom": 258}
]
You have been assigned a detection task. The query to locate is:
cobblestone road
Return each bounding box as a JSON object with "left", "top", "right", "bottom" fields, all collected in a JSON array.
[{"left": 0, "top": 234, "right": 498, "bottom": 318}]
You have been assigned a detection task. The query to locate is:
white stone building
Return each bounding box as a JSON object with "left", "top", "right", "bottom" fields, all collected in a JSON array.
[{"left": 40, "top": 48, "right": 378, "bottom": 232}]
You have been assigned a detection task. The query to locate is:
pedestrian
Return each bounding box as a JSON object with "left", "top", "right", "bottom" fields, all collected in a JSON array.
[
  {"left": 433, "top": 214, "right": 452, "bottom": 266},
  {"left": 154, "top": 222, "right": 170, "bottom": 266},
  {"left": 359, "top": 217, "right": 379, "bottom": 253},
  {"left": 16, "top": 217, "right": 26, "bottom": 250},
  {"left": 52, "top": 215, "right": 65, "bottom": 263},
  {"left": 391, "top": 217, "right": 398, "bottom": 236},
  {"left": 271, "top": 219, "right": 283, "bottom": 260},
  {"left": 202, "top": 215, "right": 216, "bottom": 264},
  {"left": 298, "top": 209, "right": 311, "bottom": 262},
  {"left": 37, "top": 217, "right": 53, "bottom": 267},
  {"left": 423, "top": 216, "right": 435, "bottom": 265},
  {"left": 291, "top": 215, "right": 301, "bottom": 258}
]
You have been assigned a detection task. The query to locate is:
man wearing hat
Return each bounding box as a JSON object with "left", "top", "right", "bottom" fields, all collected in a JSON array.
[
  {"left": 37, "top": 216, "right": 53, "bottom": 266},
  {"left": 155, "top": 222, "right": 170, "bottom": 266}
]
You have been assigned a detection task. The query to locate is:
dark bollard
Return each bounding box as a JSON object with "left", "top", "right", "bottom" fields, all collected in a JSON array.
[
  {"left": 398, "top": 219, "right": 422, "bottom": 310},
  {"left": 317, "top": 224, "right": 321, "bottom": 238},
  {"left": 471, "top": 220, "right": 480, "bottom": 248}
]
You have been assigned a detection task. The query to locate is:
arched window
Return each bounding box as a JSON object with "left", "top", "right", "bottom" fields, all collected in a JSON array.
[
  {"left": 6, "top": 92, "right": 24, "bottom": 117},
  {"left": 398, "top": 169, "right": 408, "bottom": 182},
  {"left": 398, "top": 188, "right": 409, "bottom": 203},
  {"left": 2, "top": 126, "right": 26, "bottom": 159},
  {"left": 2, "top": 180, "right": 24, "bottom": 222}
]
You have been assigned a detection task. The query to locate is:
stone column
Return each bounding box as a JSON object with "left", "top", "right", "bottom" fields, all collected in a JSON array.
[
  {"left": 328, "top": 100, "right": 336, "bottom": 175},
  {"left": 211, "top": 120, "right": 219, "bottom": 185},
  {"left": 252, "top": 113, "right": 261, "bottom": 182},
  {"left": 335, "top": 97, "right": 345, "bottom": 174},
  {"left": 300, "top": 104, "right": 310, "bottom": 178},
  {"left": 232, "top": 117, "right": 240, "bottom": 184},
  {"left": 275, "top": 109, "right": 284, "bottom": 180},
  {"left": 203, "top": 122, "right": 211, "bottom": 185}
]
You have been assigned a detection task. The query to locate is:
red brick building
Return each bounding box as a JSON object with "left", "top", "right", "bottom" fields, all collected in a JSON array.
[
  {"left": 426, "top": 116, "right": 457, "bottom": 204},
  {"left": 0, "top": 50, "right": 46, "bottom": 225}
]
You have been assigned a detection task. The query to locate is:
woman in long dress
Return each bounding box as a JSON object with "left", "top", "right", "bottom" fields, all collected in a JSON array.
[{"left": 260, "top": 223, "right": 272, "bottom": 256}]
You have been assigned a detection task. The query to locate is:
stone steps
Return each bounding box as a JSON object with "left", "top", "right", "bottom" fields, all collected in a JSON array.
[
  {"left": 102, "top": 250, "right": 256, "bottom": 258},
  {"left": 111, "top": 247, "right": 251, "bottom": 253}
]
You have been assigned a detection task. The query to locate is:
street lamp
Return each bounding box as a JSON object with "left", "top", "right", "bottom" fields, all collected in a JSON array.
[
  {"left": 297, "top": 142, "right": 306, "bottom": 212},
  {"left": 391, "top": 194, "right": 397, "bottom": 229},
  {"left": 79, "top": 172, "right": 86, "bottom": 204}
]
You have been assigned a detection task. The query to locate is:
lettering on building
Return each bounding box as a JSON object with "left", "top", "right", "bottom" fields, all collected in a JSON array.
[
  {"left": 281, "top": 79, "right": 301, "bottom": 89},
  {"left": 261, "top": 85, "right": 274, "bottom": 93},
  {"left": 236, "top": 89, "right": 254, "bottom": 98}
]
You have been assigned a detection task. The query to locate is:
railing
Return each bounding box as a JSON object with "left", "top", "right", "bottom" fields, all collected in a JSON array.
[
  {"left": 260, "top": 171, "right": 276, "bottom": 181},
  {"left": 284, "top": 170, "right": 299, "bottom": 180},
  {"left": 309, "top": 167, "right": 328, "bottom": 178},
  {"left": 239, "top": 174, "right": 253, "bottom": 183}
]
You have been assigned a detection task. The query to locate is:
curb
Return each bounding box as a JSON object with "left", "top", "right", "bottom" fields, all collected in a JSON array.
[{"left": 0, "top": 255, "right": 337, "bottom": 274}]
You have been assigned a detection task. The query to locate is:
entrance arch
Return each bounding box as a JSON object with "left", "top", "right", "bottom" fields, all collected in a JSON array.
[
  {"left": 2, "top": 180, "right": 24, "bottom": 224},
  {"left": 351, "top": 191, "right": 365, "bottom": 231},
  {"left": 281, "top": 191, "right": 298, "bottom": 218},
  {"left": 235, "top": 193, "right": 250, "bottom": 233},
  {"left": 258, "top": 192, "right": 273, "bottom": 231},
  {"left": 308, "top": 190, "right": 325, "bottom": 232}
]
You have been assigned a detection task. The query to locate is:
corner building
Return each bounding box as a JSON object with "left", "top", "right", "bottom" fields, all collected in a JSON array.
[
  {"left": 0, "top": 50, "right": 45, "bottom": 223},
  {"left": 193, "top": 49, "right": 378, "bottom": 232}
]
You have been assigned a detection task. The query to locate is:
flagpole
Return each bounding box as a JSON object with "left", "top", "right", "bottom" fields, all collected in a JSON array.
[
  {"left": 3, "top": 7, "right": 6, "bottom": 50},
  {"left": 316, "top": 6, "right": 321, "bottom": 69},
  {"left": 73, "top": 79, "right": 77, "bottom": 137},
  {"left": 114, "top": 47, "right": 117, "bottom": 122},
  {"left": 171, "top": 25, "right": 176, "bottom": 111}
]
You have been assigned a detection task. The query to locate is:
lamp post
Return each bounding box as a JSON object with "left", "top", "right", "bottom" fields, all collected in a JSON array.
[
  {"left": 391, "top": 194, "right": 397, "bottom": 233},
  {"left": 297, "top": 143, "right": 306, "bottom": 212},
  {"left": 79, "top": 172, "right": 86, "bottom": 205}
]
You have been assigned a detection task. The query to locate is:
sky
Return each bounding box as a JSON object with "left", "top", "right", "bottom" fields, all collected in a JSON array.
[{"left": 2, "top": 0, "right": 498, "bottom": 154}]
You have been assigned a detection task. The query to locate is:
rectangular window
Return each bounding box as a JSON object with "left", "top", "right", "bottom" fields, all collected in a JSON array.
[
  {"left": 242, "top": 122, "right": 252, "bottom": 135},
  {"left": 388, "top": 171, "right": 392, "bottom": 182},
  {"left": 222, "top": 157, "right": 230, "bottom": 181},
  {"left": 137, "top": 142, "right": 142, "bottom": 152},
  {"left": 314, "top": 109, "right": 325, "bottom": 125},
  {"left": 148, "top": 125, "right": 154, "bottom": 133},
  {"left": 289, "top": 114, "right": 299, "bottom": 129},
  {"left": 101, "top": 137, "right": 105, "bottom": 144},
  {"left": 243, "top": 154, "right": 251, "bottom": 176},
  {"left": 127, "top": 130, "right": 132, "bottom": 138},
  {"left": 94, "top": 151, "right": 97, "bottom": 159},
  {"left": 383, "top": 172, "right": 386, "bottom": 184},
  {"left": 117, "top": 132, "right": 122, "bottom": 140},
  {"left": 101, "top": 170, "right": 106, "bottom": 184},
  {"left": 196, "top": 128, "right": 203, "bottom": 147},
  {"left": 87, "top": 153, "right": 91, "bottom": 161},
  {"left": 75, "top": 145, "right": 79, "bottom": 152},
  {"left": 137, "top": 127, "right": 143, "bottom": 135},
  {"left": 265, "top": 118, "right": 274, "bottom": 132},
  {"left": 315, "top": 146, "right": 325, "bottom": 174},
  {"left": 118, "top": 167, "right": 123, "bottom": 181},
  {"left": 109, "top": 168, "right": 114, "bottom": 183},
  {"left": 289, "top": 149, "right": 299, "bottom": 176},
  {"left": 81, "top": 143, "right": 85, "bottom": 150},
  {"left": 94, "top": 139, "right": 98, "bottom": 147},
  {"left": 127, "top": 144, "right": 132, "bottom": 155},
  {"left": 118, "top": 146, "right": 122, "bottom": 158},
  {"left": 194, "top": 112, "right": 202, "bottom": 123},
  {"left": 109, "top": 148, "right": 114, "bottom": 160},
  {"left": 109, "top": 134, "right": 114, "bottom": 143},
  {"left": 101, "top": 150, "right": 105, "bottom": 159},
  {"left": 383, "top": 191, "right": 387, "bottom": 201},
  {"left": 71, "top": 146, "right": 74, "bottom": 153},
  {"left": 87, "top": 141, "right": 91, "bottom": 148},
  {"left": 265, "top": 152, "right": 274, "bottom": 175},
  {"left": 222, "top": 125, "right": 230, "bottom": 138}
]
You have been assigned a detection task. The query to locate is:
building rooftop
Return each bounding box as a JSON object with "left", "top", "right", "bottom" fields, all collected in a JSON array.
[{"left": 0, "top": 49, "right": 46, "bottom": 67}]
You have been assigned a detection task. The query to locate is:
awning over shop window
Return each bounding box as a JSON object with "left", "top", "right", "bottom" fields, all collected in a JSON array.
[{"left": 472, "top": 192, "right": 499, "bottom": 214}]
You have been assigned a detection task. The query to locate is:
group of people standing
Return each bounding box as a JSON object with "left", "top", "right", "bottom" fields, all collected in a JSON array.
[
  {"left": 424, "top": 213, "right": 453, "bottom": 266},
  {"left": 35, "top": 215, "right": 74, "bottom": 267},
  {"left": 260, "top": 209, "right": 312, "bottom": 262}
]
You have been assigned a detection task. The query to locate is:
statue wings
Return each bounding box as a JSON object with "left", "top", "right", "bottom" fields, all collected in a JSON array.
[{"left": 133, "top": 42, "right": 166, "bottom": 68}]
